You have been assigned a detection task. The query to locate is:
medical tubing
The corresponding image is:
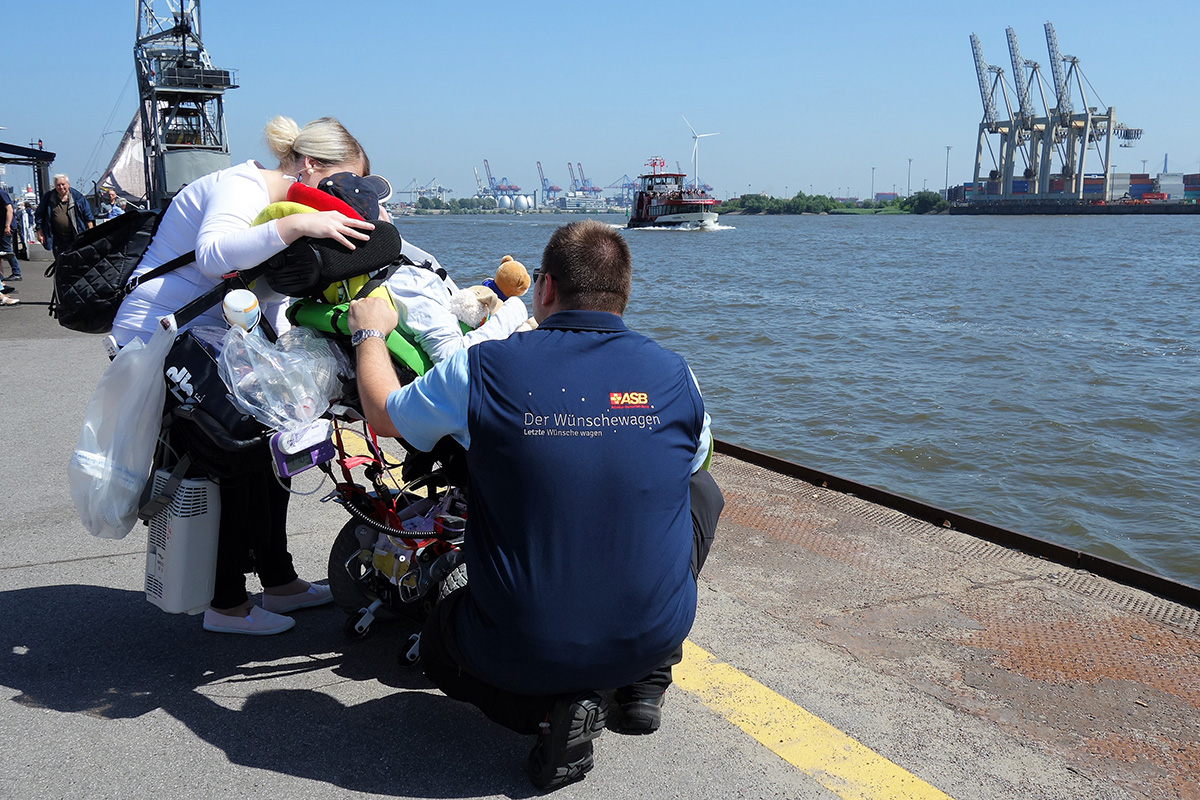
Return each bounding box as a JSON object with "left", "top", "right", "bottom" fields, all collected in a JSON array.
[{"left": 337, "top": 492, "right": 461, "bottom": 541}]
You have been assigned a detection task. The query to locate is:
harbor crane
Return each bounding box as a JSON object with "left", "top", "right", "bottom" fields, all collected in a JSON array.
[
  {"left": 970, "top": 22, "right": 1141, "bottom": 202},
  {"left": 577, "top": 163, "right": 602, "bottom": 196},
  {"left": 483, "top": 159, "right": 519, "bottom": 196},
  {"left": 567, "top": 162, "right": 580, "bottom": 192},
  {"left": 128, "top": 0, "right": 238, "bottom": 209},
  {"left": 401, "top": 177, "right": 419, "bottom": 204},
  {"left": 537, "top": 161, "right": 561, "bottom": 200},
  {"left": 417, "top": 178, "right": 451, "bottom": 203},
  {"left": 605, "top": 175, "right": 638, "bottom": 206}
]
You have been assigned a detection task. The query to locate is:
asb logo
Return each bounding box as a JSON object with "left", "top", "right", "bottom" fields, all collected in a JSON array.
[{"left": 609, "top": 391, "right": 650, "bottom": 409}]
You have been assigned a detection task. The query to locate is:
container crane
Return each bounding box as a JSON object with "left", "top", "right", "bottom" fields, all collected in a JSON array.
[
  {"left": 970, "top": 32, "right": 1017, "bottom": 199},
  {"left": 1006, "top": 27, "right": 1040, "bottom": 183},
  {"left": 567, "top": 162, "right": 580, "bottom": 192},
  {"left": 577, "top": 163, "right": 602, "bottom": 196},
  {"left": 970, "top": 23, "right": 1141, "bottom": 204},
  {"left": 401, "top": 177, "right": 419, "bottom": 204},
  {"left": 605, "top": 175, "right": 638, "bottom": 206},
  {"left": 537, "top": 161, "right": 561, "bottom": 200},
  {"left": 483, "top": 159, "right": 519, "bottom": 196}
]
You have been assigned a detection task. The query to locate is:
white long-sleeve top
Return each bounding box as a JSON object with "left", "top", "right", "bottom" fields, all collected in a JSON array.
[
  {"left": 385, "top": 244, "right": 529, "bottom": 364},
  {"left": 112, "top": 161, "right": 291, "bottom": 346}
]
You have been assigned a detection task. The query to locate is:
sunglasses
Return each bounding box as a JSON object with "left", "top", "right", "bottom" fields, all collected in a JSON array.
[{"left": 532, "top": 269, "right": 550, "bottom": 283}]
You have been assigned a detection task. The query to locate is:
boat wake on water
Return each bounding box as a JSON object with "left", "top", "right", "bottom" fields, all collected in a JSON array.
[{"left": 625, "top": 221, "right": 734, "bottom": 231}]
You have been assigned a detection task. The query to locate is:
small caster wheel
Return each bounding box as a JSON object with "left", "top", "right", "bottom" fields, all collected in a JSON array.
[
  {"left": 400, "top": 632, "right": 421, "bottom": 666},
  {"left": 343, "top": 611, "right": 371, "bottom": 640}
]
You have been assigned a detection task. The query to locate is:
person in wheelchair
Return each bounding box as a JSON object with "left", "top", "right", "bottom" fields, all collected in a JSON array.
[{"left": 348, "top": 219, "right": 724, "bottom": 790}]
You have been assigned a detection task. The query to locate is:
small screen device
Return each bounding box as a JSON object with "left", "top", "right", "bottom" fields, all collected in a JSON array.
[{"left": 269, "top": 419, "right": 336, "bottom": 478}]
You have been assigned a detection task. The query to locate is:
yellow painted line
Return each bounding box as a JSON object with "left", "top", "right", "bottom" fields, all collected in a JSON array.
[{"left": 675, "top": 640, "right": 954, "bottom": 800}]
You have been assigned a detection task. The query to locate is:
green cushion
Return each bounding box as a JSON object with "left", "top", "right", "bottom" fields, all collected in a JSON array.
[{"left": 286, "top": 297, "right": 433, "bottom": 377}]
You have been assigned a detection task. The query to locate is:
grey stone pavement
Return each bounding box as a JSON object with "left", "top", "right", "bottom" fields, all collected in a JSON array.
[{"left": 1, "top": 246, "right": 1194, "bottom": 800}]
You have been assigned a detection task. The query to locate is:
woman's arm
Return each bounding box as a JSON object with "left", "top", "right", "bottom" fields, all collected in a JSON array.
[{"left": 192, "top": 170, "right": 373, "bottom": 279}]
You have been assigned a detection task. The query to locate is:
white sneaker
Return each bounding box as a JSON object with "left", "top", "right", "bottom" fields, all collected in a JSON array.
[
  {"left": 202, "top": 605, "right": 295, "bottom": 635},
  {"left": 261, "top": 583, "right": 334, "bottom": 614}
]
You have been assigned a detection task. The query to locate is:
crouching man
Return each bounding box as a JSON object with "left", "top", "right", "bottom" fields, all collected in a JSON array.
[{"left": 347, "top": 219, "right": 724, "bottom": 791}]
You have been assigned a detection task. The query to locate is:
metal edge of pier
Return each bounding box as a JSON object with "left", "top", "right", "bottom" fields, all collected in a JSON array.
[{"left": 713, "top": 438, "right": 1200, "bottom": 611}]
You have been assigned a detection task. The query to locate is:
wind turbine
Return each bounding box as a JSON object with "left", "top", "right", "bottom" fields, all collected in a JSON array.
[{"left": 682, "top": 115, "right": 719, "bottom": 191}]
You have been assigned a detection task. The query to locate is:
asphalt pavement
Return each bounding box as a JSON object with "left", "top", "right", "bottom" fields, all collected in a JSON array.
[{"left": 1, "top": 246, "right": 1195, "bottom": 800}]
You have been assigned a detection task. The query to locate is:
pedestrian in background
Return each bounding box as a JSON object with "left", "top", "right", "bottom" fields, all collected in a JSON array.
[
  {"left": 0, "top": 185, "right": 20, "bottom": 281},
  {"left": 34, "top": 174, "right": 94, "bottom": 259}
]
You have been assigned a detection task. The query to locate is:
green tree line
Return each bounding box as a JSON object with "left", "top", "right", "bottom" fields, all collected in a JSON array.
[
  {"left": 413, "top": 196, "right": 499, "bottom": 213},
  {"left": 719, "top": 190, "right": 948, "bottom": 215}
]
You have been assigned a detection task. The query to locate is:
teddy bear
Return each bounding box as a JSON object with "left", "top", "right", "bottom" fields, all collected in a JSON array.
[
  {"left": 449, "top": 256, "right": 538, "bottom": 332},
  {"left": 486, "top": 255, "right": 531, "bottom": 299}
]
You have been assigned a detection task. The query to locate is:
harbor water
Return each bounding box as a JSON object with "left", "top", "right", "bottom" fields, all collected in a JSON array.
[{"left": 390, "top": 212, "right": 1200, "bottom": 589}]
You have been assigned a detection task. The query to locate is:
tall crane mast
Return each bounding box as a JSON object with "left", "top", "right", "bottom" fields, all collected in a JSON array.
[
  {"left": 134, "top": 0, "right": 237, "bottom": 209},
  {"left": 567, "top": 162, "right": 580, "bottom": 192},
  {"left": 537, "top": 161, "right": 561, "bottom": 200},
  {"left": 971, "top": 33, "right": 998, "bottom": 131},
  {"left": 970, "top": 33, "right": 1019, "bottom": 199},
  {"left": 577, "top": 163, "right": 601, "bottom": 196},
  {"left": 1006, "top": 27, "right": 1035, "bottom": 128},
  {"left": 483, "top": 159, "right": 498, "bottom": 192},
  {"left": 1006, "top": 26, "right": 1049, "bottom": 186},
  {"left": 1043, "top": 21, "right": 1082, "bottom": 191},
  {"left": 1044, "top": 22, "right": 1073, "bottom": 123}
]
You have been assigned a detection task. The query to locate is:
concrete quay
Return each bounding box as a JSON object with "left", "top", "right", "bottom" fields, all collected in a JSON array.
[{"left": 0, "top": 250, "right": 1196, "bottom": 800}]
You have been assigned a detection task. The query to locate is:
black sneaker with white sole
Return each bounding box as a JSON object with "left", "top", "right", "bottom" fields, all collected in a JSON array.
[{"left": 526, "top": 691, "right": 607, "bottom": 791}]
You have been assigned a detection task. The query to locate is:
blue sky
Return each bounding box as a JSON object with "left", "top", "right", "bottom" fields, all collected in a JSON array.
[{"left": 4, "top": 1, "right": 1198, "bottom": 201}]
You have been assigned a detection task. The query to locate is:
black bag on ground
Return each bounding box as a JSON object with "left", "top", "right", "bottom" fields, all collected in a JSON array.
[{"left": 45, "top": 209, "right": 194, "bottom": 334}]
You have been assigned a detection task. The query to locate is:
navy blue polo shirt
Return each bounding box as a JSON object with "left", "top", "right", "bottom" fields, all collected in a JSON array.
[{"left": 386, "top": 310, "right": 708, "bottom": 694}]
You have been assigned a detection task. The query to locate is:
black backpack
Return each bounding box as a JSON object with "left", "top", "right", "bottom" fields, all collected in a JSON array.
[{"left": 45, "top": 209, "right": 195, "bottom": 334}]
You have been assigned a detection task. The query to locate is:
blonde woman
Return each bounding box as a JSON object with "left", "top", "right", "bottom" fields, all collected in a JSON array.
[{"left": 114, "top": 116, "right": 375, "bottom": 635}]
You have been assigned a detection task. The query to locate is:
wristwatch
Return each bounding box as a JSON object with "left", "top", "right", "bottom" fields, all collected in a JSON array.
[{"left": 350, "top": 328, "right": 386, "bottom": 346}]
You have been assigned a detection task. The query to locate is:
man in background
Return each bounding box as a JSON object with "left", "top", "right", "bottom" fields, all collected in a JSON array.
[
  {"left": 100, "top": 186, "right": 127, "bottom": 220},
  {"left": 34, "top": 174, "right": 94, "bottom": 259}
]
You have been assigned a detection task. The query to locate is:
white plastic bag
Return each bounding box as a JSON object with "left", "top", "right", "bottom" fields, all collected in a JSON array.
[
  {"left": 68, "top": 316, "right": 178, "bottom": 539},
  {"left": 217, "top": 326, "right": 351, "bottom": 433}
]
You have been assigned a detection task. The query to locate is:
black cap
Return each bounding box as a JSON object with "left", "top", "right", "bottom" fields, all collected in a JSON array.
[{"left": 316, "top": 172, "right": 382, "bottom": 221}]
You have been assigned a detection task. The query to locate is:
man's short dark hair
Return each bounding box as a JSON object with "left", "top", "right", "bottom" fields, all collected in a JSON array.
[{"left": 541, "top": 218, "right": 632, "bottom": 314}]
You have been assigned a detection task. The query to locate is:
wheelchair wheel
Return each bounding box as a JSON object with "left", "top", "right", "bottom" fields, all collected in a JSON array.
[
  {"left": 438, "top": 563, "right": 468, "bottom": 601},
  {"left": 327, "top": 519, "right": 381, "bottom": 617}
]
